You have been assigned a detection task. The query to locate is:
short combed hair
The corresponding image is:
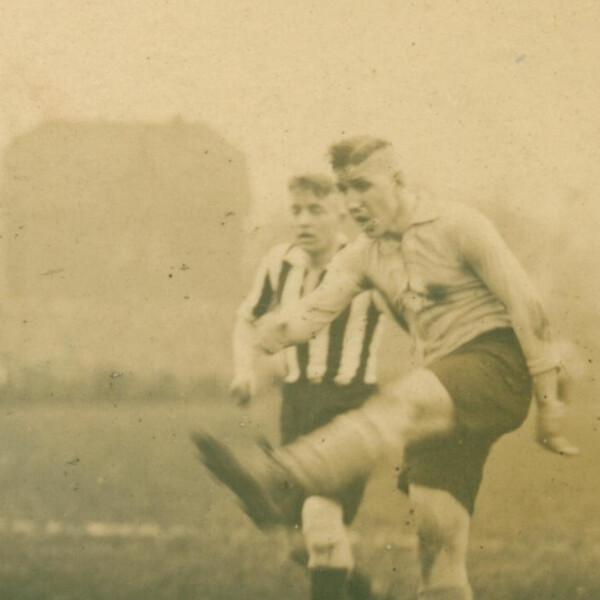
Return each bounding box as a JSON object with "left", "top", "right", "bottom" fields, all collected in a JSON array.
[
  {"left": 288, "top": 173, "right": 335, "bottom": 198},
  {"left": 328, "top": 136, "right": 391, "bottom": 171}
]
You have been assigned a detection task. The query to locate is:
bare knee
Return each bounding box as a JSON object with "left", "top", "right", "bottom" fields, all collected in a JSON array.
[
  {"left": 414, "top": 488, "right": 469, "bottom": 550},
  {"left": 302, "top": 496, "right": 353, "bottom": 570},
  {"left": 370, "top": 369, "right": 455, "bottom": 442},
  {"left": 410, "top": 485, "right": 470, "bottom": 584},
  {"left": 417, "top": 507, "right": 465, "bottom": 559}
]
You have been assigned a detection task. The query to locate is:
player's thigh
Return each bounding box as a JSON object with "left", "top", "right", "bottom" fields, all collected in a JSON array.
[{"left": 362, "top": 368, "right": 455, "bottom": 441}]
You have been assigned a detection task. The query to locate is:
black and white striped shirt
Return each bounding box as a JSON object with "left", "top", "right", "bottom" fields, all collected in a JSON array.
[{"left": 238, "top": 242, "right": 383, "bottom": 385}]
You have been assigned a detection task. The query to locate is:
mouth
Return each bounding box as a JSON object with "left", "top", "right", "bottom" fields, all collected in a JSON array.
[
  {"left": 297, "top": 232, "right": 316, "bottom": 242},
  {"left": 352, "top": 214, "right": 372, "bottom": 230}
]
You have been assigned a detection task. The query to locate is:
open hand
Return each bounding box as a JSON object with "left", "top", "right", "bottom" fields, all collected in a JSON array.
[
  {"left": 229, "top": 373, "right": 256, "bottom": 407},
  {"left": 536, "top": 399, "right": 579, "bottom": 456}
]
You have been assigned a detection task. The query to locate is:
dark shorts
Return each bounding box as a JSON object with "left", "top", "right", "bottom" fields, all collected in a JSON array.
[
  {"left": 398, "top": 328, "right": 532, "bottom": 514},
  {"left": 281, "top": 381, "right": 377, "bottom": 524}
]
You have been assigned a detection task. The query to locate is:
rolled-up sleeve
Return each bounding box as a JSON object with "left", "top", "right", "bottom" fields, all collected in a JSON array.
[{"left": 454, "top": 210, "right": 559, "bottom": 375}]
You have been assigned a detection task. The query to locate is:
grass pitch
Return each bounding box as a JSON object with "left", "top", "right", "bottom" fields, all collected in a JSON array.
[{"left": 0, "top": 389, "right": 598, "bottom": 600}]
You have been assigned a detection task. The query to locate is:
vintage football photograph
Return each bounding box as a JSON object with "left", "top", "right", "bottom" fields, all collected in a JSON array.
[{"left": 0, "top": 2, "right": 598, "bottom": 599}]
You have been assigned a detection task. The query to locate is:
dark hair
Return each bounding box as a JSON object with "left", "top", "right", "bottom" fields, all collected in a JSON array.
[
  {"left": 288, "top": 173, "right": 335, "bottom": 197},
  {"left": 328, "top": 136, "right": 391, "bottom": 171}
]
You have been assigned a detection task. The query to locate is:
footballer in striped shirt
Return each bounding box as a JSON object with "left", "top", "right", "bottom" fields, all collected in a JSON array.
[{"left": 231, "top": 173, "right": 385, "bottom": 600}]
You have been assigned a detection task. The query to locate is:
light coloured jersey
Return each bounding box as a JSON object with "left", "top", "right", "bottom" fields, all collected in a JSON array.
[
  {"left": 275, "top": 199, "right": 558, "bottom": 376},
  {"left": 238, "top": 242, "right": 383, "bottom": 385}
]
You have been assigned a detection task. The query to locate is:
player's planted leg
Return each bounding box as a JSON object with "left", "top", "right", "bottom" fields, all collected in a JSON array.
[
  {"left": 411, "top": 485, "right": 473, "bottom": 600},
  {"left": 302, "top": 496, "right": 353, "bottom": 600}
]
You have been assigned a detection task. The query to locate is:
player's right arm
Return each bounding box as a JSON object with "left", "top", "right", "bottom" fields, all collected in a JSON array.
[
  {"left": 231, "top": 247, "right": 283, "bottom": 405},
  {"left": 256, "top": 239, "right": 369, "bottom": 354},
  {"left": 453, "top": 206, "right": 578, "bottom": 456}
]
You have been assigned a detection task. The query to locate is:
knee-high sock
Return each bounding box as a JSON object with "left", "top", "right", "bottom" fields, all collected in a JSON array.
[
  {"left": 273, "top": 401, "right": 403, "bottom": 495},
  {"left": 310, "top": 568, "right": 348, "bottom": 600}
]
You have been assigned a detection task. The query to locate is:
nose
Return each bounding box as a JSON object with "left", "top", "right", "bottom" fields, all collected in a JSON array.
[
  {"left": 295, "top": 209, "right": 312, "bottom": 227},
  {"left": 344, "top": 189, "right": 362, "bottom": 213}
]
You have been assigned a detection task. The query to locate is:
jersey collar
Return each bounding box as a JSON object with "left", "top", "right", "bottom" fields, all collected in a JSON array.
[
  {"left": 405, "top": 194, "right": 441, "bottom": 229},
  {"left": 284, "top": 233, "right": 349, "bottom": 267}
]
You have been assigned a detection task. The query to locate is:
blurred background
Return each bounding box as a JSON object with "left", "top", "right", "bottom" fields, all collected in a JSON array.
[
  {"left": 1, "top": 0, "right": 599, "bottom": 391},
  {"left": 0, "top": 2, "right": 598, "bottom": 599}
]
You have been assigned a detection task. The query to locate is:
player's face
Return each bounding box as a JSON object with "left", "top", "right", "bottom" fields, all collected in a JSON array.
[
  {"left": 289, "top": 190, "right": 342, "bottom": 254},
  {"left": 335, "top": 154, "right": 401, "bottom": 238}
]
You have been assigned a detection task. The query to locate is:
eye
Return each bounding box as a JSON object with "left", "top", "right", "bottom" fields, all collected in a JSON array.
[
  {"left": 291, "top": 205, "right": 302, "bottom": 215},
  {"left": 309, "top": 204, "right": 325, "bottom": 216},
  {"left": 336, "top": 182, "right": 348, "bottom": 193},
  {"left": 350, "top": 179, "right": 371, "bottom": 192}
]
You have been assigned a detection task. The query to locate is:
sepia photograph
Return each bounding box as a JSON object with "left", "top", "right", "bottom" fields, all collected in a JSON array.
[{"left": 0, "top": 2, "right": 598, "bottom": 599}]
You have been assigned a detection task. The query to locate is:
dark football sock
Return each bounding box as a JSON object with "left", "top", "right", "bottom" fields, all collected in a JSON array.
[{"left": 310, "top": 567, "right": 349, "bottom": 600}]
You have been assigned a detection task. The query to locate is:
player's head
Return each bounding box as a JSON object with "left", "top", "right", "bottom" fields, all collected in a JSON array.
[
  {"left": 288, "top": 173, "right": 344, "bottom": 256},
  {"left": 328, "top": 136, "right": 405, "bottom": 238}
]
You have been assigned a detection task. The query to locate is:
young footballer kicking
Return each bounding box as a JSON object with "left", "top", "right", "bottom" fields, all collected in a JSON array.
[
  {"left": 230, "top": 173, "right": 385, "bottom": 600},
  {"left": 194, "top": 137, "right": 578, "bottom": 600}
]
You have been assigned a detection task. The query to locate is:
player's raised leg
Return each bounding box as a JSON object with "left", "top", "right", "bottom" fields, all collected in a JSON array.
[
  {"left": 193, "top": 367, "right": 455, "bottom": 527},
  {"left": 275, "top": 368, "right": 454, "bottom": 495}
]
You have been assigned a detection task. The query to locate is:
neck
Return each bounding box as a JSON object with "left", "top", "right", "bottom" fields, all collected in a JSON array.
[
  {"left": 305, "top": 239, "right": 338, "bottom": 269},
  {"left": 386, "top": 188, "right": 419, "bottom": 238}
]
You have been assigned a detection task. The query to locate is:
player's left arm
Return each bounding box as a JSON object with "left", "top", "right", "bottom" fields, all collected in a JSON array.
[{"left": 455, "top": 208, "right": 578, "bottom": 456}]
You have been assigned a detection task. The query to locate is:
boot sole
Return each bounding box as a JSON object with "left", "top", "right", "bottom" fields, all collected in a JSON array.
[{"left": 191, "top": 431, "right": 284, "bottom": 529}]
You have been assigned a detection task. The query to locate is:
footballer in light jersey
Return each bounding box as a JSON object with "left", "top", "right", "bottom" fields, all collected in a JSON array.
[{"left": 195, "top": 138, "right": 577, "bottom": 600}]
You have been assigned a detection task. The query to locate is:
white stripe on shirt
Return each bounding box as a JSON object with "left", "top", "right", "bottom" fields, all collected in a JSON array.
[
  {"left": 334, "top": 293, "right": 371, "bottom": 385},
  {"left": 306, "top": 327, "right": 330, "bottom": 382},
  {"left": 281, "top": 265, "right": 306, "bottom": 383}
]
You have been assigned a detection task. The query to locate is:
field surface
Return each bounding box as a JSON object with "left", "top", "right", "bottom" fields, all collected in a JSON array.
[{"left": 0, "top": 390, "right": 598, "bottom": 600}]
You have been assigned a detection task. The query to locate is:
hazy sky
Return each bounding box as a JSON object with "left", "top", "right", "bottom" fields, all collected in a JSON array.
[{"left": 1, "top": 0, "right": 599, "bottom": 222}]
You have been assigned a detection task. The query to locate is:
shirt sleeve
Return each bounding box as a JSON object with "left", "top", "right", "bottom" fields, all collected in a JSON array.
[
  {"left": 232, "top": 250, "right": 279, "bottom": 373},
  {"left": 275, "top": 240, "right": 369, "bottom": 344},
  {"left": 454, "top": 208, "right": 559, "bottom": 375},
  {"left": 236, "top": 251, "right": 278, "bottom": 324}
]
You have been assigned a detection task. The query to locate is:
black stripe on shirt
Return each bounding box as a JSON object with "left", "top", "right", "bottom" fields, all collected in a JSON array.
[
  {"left": 295, "top": 266, "right": 314, "bottom": 382},
  {"left": 276, "top": 261, "right": 292, "bottom": 303},
  {"left": 322, "top": 305, "right": 352, "bottom": 383},
  {"left": 296, "top": 343, "right": 309, "bottom": 381},
  {"left": 252, "top": 274, "right": 273, "bottom": 319},
  {"left": 352, "top": 301, "right": 380, "bottom": 385}
]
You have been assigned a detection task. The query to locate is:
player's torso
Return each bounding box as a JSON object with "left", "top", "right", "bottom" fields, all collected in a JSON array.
[
  {"left": 363, "top": 219, "right": 511, "bottom": 363},
  {"left": 276, "top": 248, "right": 381, "bottom": 385}
]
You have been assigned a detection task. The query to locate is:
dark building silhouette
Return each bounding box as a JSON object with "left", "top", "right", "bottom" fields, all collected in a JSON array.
[{"left": 1, "top": 118, "right": 251, "bottom": 380}]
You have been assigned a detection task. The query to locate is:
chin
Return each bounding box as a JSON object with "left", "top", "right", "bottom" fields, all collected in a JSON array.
[{"left": 297, "top": 239, "right": 316, "bottom": 250}]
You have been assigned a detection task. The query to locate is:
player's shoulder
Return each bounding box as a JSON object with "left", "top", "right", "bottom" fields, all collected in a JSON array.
[
  {"left": 328, "top": 234, "right": 372, "bottom": 270},
  {"left": 435, "top": 199, "right": 485, "bottom": 222},
  {"left": 261, "top": 242, "right": 298, "bottom": 270},
  {"left": 435, "top": 200, "right": 496, "bottom": 238},
  {"left": 342, "top": 233, "right": 374, "bottom": 255},
  {"left": 265, "top": 242, "right": 294, "bottom": 260}
]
